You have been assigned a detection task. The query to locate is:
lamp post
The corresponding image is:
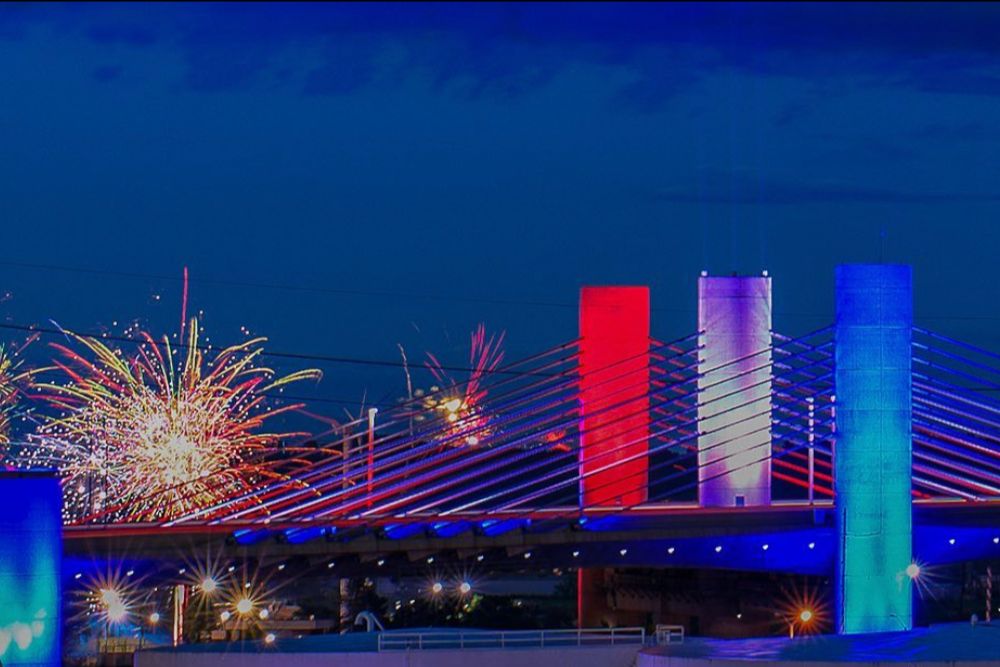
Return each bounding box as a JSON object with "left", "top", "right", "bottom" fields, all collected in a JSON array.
[
  {"left": 367, "top": 407, "right": 378, "bottom": 506},
  {"left": 790, "top": 609, "right": 813, "bottom": 638}
]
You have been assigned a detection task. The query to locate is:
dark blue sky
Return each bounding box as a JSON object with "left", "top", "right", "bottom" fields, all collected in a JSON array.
[{"left": 2, "top": 3, "right": 1000, "bottom": 411}]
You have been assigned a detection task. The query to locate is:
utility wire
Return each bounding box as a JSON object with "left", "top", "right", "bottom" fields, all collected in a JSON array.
[{"left": 0, "top": 321, "right": 562, "bottom": 378}]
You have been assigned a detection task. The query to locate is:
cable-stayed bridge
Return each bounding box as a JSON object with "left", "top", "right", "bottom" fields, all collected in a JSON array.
[{"left": 63, "top": 265, "right": 1000, "bottom": 634}]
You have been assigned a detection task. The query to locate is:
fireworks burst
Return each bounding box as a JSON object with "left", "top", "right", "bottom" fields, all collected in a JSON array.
[
  {"left": 415, "top": 325, "right": 504, "bottom": 447},
  {"left": 23, "top": 319, "right": 321, "bottom": 523},
  {"left": 0, "top": 340, "right": 35, "bottom": 451}
]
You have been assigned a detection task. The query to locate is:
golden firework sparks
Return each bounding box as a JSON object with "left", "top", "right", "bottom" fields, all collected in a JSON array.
[
  {"left": 0, "top": 340, "right": 34, "bottom": 450},
  {"left": 24, "top": 319, "right": 321, "bottom": 523}
]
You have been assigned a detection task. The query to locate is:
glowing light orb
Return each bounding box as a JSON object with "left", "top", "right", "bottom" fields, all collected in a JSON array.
[
  {"left": 778, "top": 583, "right": 827, "bottom": 636},
  {"left": 106, "top": 600, "right": 127, "bottom": 623},
  {"left": 459, "top": 582, "right": 472, "bottom": 595},
  {"left": 259, "top": 608, "right": 270, "bottom": 620},
  {"left": 97, "top": 586, "right": 130, "bottom": 624},
  {"left": 149, "top": 612, "right": 160, "bottom": 625},
  {"left": 905, "top": 563, "right": 921, "bottom": 580},
  {"left": 235, "top": 598, "right": 253, "bottom": 615},
  {"left": 264, "top": 633, "right": 276, "bottom": 644},
  {"left": 200, "top": 577, "right": 218, "bottom": 594},
  {"left": 220, "top": 611, "right": 231, "bottom": 622},
  {"left": 431, "top": 582, "right": 443, "bottom": 594}
]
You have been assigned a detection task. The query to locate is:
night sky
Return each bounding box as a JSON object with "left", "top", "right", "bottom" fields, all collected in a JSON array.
[{"left": 2, "top": 3, "right": 1000, "bottom": 414}]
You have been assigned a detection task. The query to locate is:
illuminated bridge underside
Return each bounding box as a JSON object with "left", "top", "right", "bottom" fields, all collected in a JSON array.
[{"left": 65, "top": 324, "right": 1000, "bottom": 558}]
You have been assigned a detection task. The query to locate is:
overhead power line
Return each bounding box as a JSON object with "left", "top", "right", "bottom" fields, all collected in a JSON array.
[{"left": 0, "top": 321, "right": 564, "bottom": 378}]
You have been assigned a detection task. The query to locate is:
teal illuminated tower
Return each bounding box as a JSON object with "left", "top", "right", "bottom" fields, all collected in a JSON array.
[
  {"left": 0, "top": 471, "right": 62, "bottom": 666},
  {"left": 834, "top": 264, "right": 913, "bottom": 634}
]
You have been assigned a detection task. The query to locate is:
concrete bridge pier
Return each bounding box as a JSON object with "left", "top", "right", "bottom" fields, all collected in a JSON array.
[
  {"left": 577, "top": 286, "right": 650, "bottom": 627},
  {"left": 834, "top": 264, "right": 913, "bottom": 634},
  {"left": 697, "top": 274, "right": 773, "bottom": 508},
  {"left": 577, "top": 286, "right": 650, "bottom": 509}
]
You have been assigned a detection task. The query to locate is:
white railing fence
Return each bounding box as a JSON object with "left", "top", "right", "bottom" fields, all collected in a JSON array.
[
  {"left": 378, "top": 627, "right": 646, "bottom": 651},
  {"left": 654, "top": 624, "right": 685, "bottom": 645}
]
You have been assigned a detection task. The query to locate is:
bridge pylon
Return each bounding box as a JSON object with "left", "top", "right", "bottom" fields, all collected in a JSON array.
[
  {"left": 697, "top": 274, "right": 773, "bottom": 507},
  {"left": 834, "top": 264, "right": 914, "bottom": 634},
  {"left": 578, "top": 286, "right": 651, "bottom": 508},
  {"left": 577, "top": 286, "right": 650, "bottom": 629}
]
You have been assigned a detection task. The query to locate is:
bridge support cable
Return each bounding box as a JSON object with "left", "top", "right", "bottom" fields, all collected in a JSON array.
[
  {"left": 195, "top": 335, "right": 692, "bottom": 525},
  {"left": 158, "top": 328, "right": 815, "bottom": 527},
  {"left": 910, "top": 327, "right": 1000, "bottom": 500},
  {"left": 159, "top": 341, "right": 586, "bottom": 525},
  {"left": 240, "top": 332, "right": 764, "bottom": 524}
]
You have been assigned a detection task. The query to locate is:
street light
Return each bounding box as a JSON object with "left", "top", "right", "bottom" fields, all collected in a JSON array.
[
  {"left": 99, "top": 588, "right": 128, "bottom": 624},
  {"left": 790, "top": 609, "right": 814, "bottom": 638}
]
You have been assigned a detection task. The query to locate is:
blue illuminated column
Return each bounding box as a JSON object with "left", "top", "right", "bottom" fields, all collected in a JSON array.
[
  {"left": 697, "top": 274, "right": 772, "bottom": 507},
  {"left": 0, "top": 471, "right": 62, "bottom": 666},
  {"left": 835, "top": 264, "right": 913, "bottom": 634}
]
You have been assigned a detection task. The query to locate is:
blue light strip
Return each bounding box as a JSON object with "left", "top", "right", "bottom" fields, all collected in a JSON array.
[
  {"left": 232, "top": 528, "right": 271, "bottom": 545},
  {"left": 382, "top": 523, "right": 427, "bottom": 540},
  {"left": 835, "top": 264, "right": 913, "bottom": 634},
  {"left": 283, "top": 526, "right": 331, "bottom": 544}
]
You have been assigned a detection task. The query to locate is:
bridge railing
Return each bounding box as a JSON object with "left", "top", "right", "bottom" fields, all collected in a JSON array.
[
  {"left": 654, "top": 624, "right": 685, "bottom": 645},
  {"left": 377, "top": 627, "right": 646, "bottom": 651}
]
